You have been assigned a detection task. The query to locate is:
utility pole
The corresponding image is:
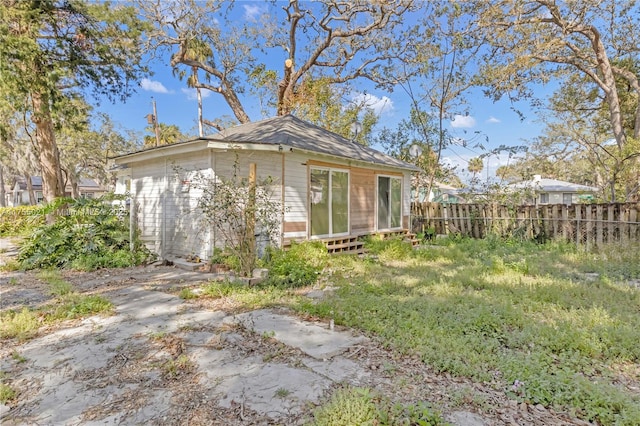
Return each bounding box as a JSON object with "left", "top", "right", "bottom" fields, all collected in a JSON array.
[
  {"left": 197, "top": 87, "right": 203, "bottom": 137},
  {"left": 152, "top": 97, "right": 160, "bottom": 147}
]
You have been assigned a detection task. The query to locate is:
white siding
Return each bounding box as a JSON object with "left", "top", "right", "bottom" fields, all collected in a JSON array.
[
  {"left": 212, "top": 151, "right": 284, "bottom": 248},
  {"left": 165, "top": 153, "right": 212, "bottom": 259},
  {"left": 131, "top": 159, "right": 166, "bottom": 256},
  {"left": 130, "top": 153, "right": 212, "bottom": 260},
  {"left": 283, "top": 152, "right": 309, "bottom": 241},
  {"left": 403, "top": 172, "right": 411, "bottom": 219}
]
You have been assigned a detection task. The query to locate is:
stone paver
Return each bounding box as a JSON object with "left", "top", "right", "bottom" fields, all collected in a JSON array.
[
  {"left": 230, "top": 309, "right": 367, "bottom": 360},
  {"left": 0, "top": 276, "right": 372, "bottom": 425}
]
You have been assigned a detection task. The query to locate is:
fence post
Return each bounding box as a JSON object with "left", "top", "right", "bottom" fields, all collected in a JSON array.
[
  {"left": 575, "top": 205, "right": 582, "bottom": 246},
  {"left": 129, "top": 198, "right": 136, "bottom": 252}
]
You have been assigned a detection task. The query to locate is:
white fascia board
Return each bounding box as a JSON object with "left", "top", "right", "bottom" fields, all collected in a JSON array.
[
  {"left": 287, "top": 145, "right": 418, "bottom": 173},
  {"left": 112, "top": 140, "right": 210, "bottom": 165},
  {"left": 206, "top": 141, "right": 291, "bottom": 152}
]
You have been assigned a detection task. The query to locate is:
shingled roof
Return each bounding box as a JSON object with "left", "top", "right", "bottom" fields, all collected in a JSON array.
[{"left": 208, "top": 115, "right": 419, "bottom": 171}]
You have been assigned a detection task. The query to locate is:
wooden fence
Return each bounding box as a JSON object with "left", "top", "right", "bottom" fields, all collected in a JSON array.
[{"left": 411, "top": 202, "right": 640, "bottom": 246}]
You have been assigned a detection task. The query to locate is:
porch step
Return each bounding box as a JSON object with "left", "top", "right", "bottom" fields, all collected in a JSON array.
[
  {"left": 321, "top": 236, "right": 365, "bottom": 255},
  {"left": 375, "top": 229, "right": 420, "bottom": 247}
]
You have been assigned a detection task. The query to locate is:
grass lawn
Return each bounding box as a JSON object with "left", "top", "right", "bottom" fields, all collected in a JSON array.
[
  {"left": 203, "top": 237, "right": 640, "bottom": 425},
  {"left": 291, "top": 237, "right": 640, "bottom": 425}
]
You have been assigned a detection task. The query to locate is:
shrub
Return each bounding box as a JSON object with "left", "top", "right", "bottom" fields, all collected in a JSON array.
[
  {"left": 0, "top": 205, "right": 45, "bottom": 236},
  {"left": 264, "top": 241, "right": 329, "bottom": 287},
  {"left": 18, "top": 196, "right": 153, "bottom": 270}
]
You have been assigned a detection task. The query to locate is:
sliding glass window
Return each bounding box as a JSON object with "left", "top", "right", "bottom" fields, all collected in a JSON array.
[
  {"left": 377, "top": 175, "right": 402, "bottom": 230},
  {"left": 310, "top": 168, "right": 349, "bottom": 237}
]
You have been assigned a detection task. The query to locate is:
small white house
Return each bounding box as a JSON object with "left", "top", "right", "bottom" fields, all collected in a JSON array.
[
  {"left": 508, "top": 175, "right": 598, "bottom": 205},
  {"left": 111, "top": 115, "right": 419, "bottom": 261},
  {"left": 11, "top": 176, "right": 106, "bottom": 205}
]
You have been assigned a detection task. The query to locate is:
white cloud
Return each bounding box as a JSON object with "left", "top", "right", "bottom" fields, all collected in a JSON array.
[
  {"left": 486, "top": 116, "right": 501, "bottom": 124},
  {"left": 243, "top": 4, "right": 264, "bottom": 22},
  {"left": 181, "top": 87, "right": 212, "bottom": 101},
  {"left": 450, "top": 114, "right": 476, "bottom": 128},
  {"left": 140, "top": 78, "right": 171, "bottom": 94},
  {"left": 350, "top": 93, "right": 394, "bottom": 116}
]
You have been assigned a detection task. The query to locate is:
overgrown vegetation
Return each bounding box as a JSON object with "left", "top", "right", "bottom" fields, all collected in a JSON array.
[
  {"left": 0, "top": 205, "right": 44, "bottom": 236},
  {"left": 0, "top": 271, "right": 113, "bottom": 341},
  {"left": 17, "top": 196, "right": 152, "bottom": 270},
  {"left": 199, "top": 236, "right": 640, "bottom": 426},
  {"left": 309, "top": 386, "right": 446, "bottom": 426},
  {"left": 186, "top": 159, "right": 281, "bottom": 277},
  {"left": 263, "top": 241, "right": 329, "bottom": 287}
]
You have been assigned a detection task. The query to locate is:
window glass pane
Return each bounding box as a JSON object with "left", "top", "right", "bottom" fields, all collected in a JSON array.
[
  {"left": 390, "top": 178, "right": 402, "bottom": 228},
  {"left": 563, "top": 193, "right": 572, "bottom": 205},
  {"left": 378, "top": 176, "right": 390, "bottom": 229},
  {"left": 310, "top": 169, "right": 329, "bottom": 236},
  {"left": 331, "top": 171, "right": 349, "bottom": 234}
]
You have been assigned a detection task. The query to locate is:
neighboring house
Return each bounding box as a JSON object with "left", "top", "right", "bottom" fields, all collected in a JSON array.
[
  {"left": 3, "top": 185, "right": 14, "bottom": 207},
  {"left": 69, "top": 178, "right": 107, "bottom": 199},
  {"left": 412, "top": 180, "right": 465, "bottom": 204},
  {"left": 111, "top": 114, "right": 419, "bottom": 260},
  {"left": 12, "top": 176, "right": 44, "bottom": 205},
  {"left": 11, "top": 176, "right": 105, "bottom": 205},
  {"left": 508, "top": 175, "right": 598, "bottom": 205}
]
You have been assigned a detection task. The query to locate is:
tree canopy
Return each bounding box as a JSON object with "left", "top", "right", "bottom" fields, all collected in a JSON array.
[{"left": 0, "top": 0, "right": 148, "bottom": 202}]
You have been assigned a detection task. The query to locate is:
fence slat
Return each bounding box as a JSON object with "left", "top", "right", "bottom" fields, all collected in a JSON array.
[{"left": 410, "top": 202, "right": 640, "bottom": 246}]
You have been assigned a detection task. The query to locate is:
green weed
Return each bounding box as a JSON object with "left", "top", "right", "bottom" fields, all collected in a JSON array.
[
  {"left": 263, "top": 241, "right": 329, "bottom": 287},
  {"left": 162, "top": 354, "right": 192, "bottom": 379},
  {"left": 179, "top": 288, "right": 198, "bottom": 300},
  {"left": 0, "top": 382, "right": 17, "bottom": 404},
  {"left": 10, "top": 351, "right": 27, "bottom": 363},
  {"left": 274, "top": 387, "right": 291, "bottom": 398},
  {"left": 0, "top": 308, "right": 40, "bottom": 341},
  {"left": 309, "top": 386, "right": 445, "bottom": 426},
  {"left": 38, "top": 270, "right": 73, "bottom": 297},
  {"left": 0, "top": 260, "right": 21, "bottom": 272},
  {"left": 0, "top": 291, "right": 112, "bottom": 341}
]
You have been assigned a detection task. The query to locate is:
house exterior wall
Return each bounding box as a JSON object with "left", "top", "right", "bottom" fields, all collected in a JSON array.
[
  {"left": 212, "top": 150, "right": 284, "bottom": 250},
  {"left": 128, "top": 152, "right": 212, "bottom": 260},
  {"left": 122, "top": 147, "right": 413, "bottom": 259},
  {"left": 125, "top": 149, "right": 286, "bottom": 261},
  {"left": 283, "top": 152, "right": 308, "bottom": 241},
  {"left": 284, "top": 154, "right": 413, "bottom": 243},
  {"left": 350, "top": 166, "right": 376, "bottom": 234},
  {"left": 538, "top": 191, "right": 593, "bottom": 205}
]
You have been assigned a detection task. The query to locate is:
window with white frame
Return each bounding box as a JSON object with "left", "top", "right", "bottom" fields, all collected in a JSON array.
[
  {"left": 539, "top": 193, "right": 549, "bottom": 204},
  {"left": 377, "top": 175, "right": 402, "bottom": 230}
]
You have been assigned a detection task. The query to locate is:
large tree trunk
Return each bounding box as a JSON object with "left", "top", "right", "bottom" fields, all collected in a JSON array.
[
  {"left": 25, "top": 173, "right": 36, "bottom": 205},
  {"left": 0, "top": 164, "right": 6, "bottom": 208},
  {"left": 68, "top": 173, "right": 80, "bottom": 198},
  {"left": 31, "top": 91, "right": 64, "bottom": 202}
]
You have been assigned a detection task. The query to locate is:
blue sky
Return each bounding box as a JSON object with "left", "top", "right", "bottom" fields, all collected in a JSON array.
[{"left": 92, "top": 2, "right": 555, "bottom": 182}]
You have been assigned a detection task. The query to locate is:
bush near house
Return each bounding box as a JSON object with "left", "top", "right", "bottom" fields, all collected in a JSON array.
[
  {"left": 18, "top": 196, "right": 153, "bottom": 270},
  {"left": 262, "top": 241, "right": 329, "bottom": 287}
]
